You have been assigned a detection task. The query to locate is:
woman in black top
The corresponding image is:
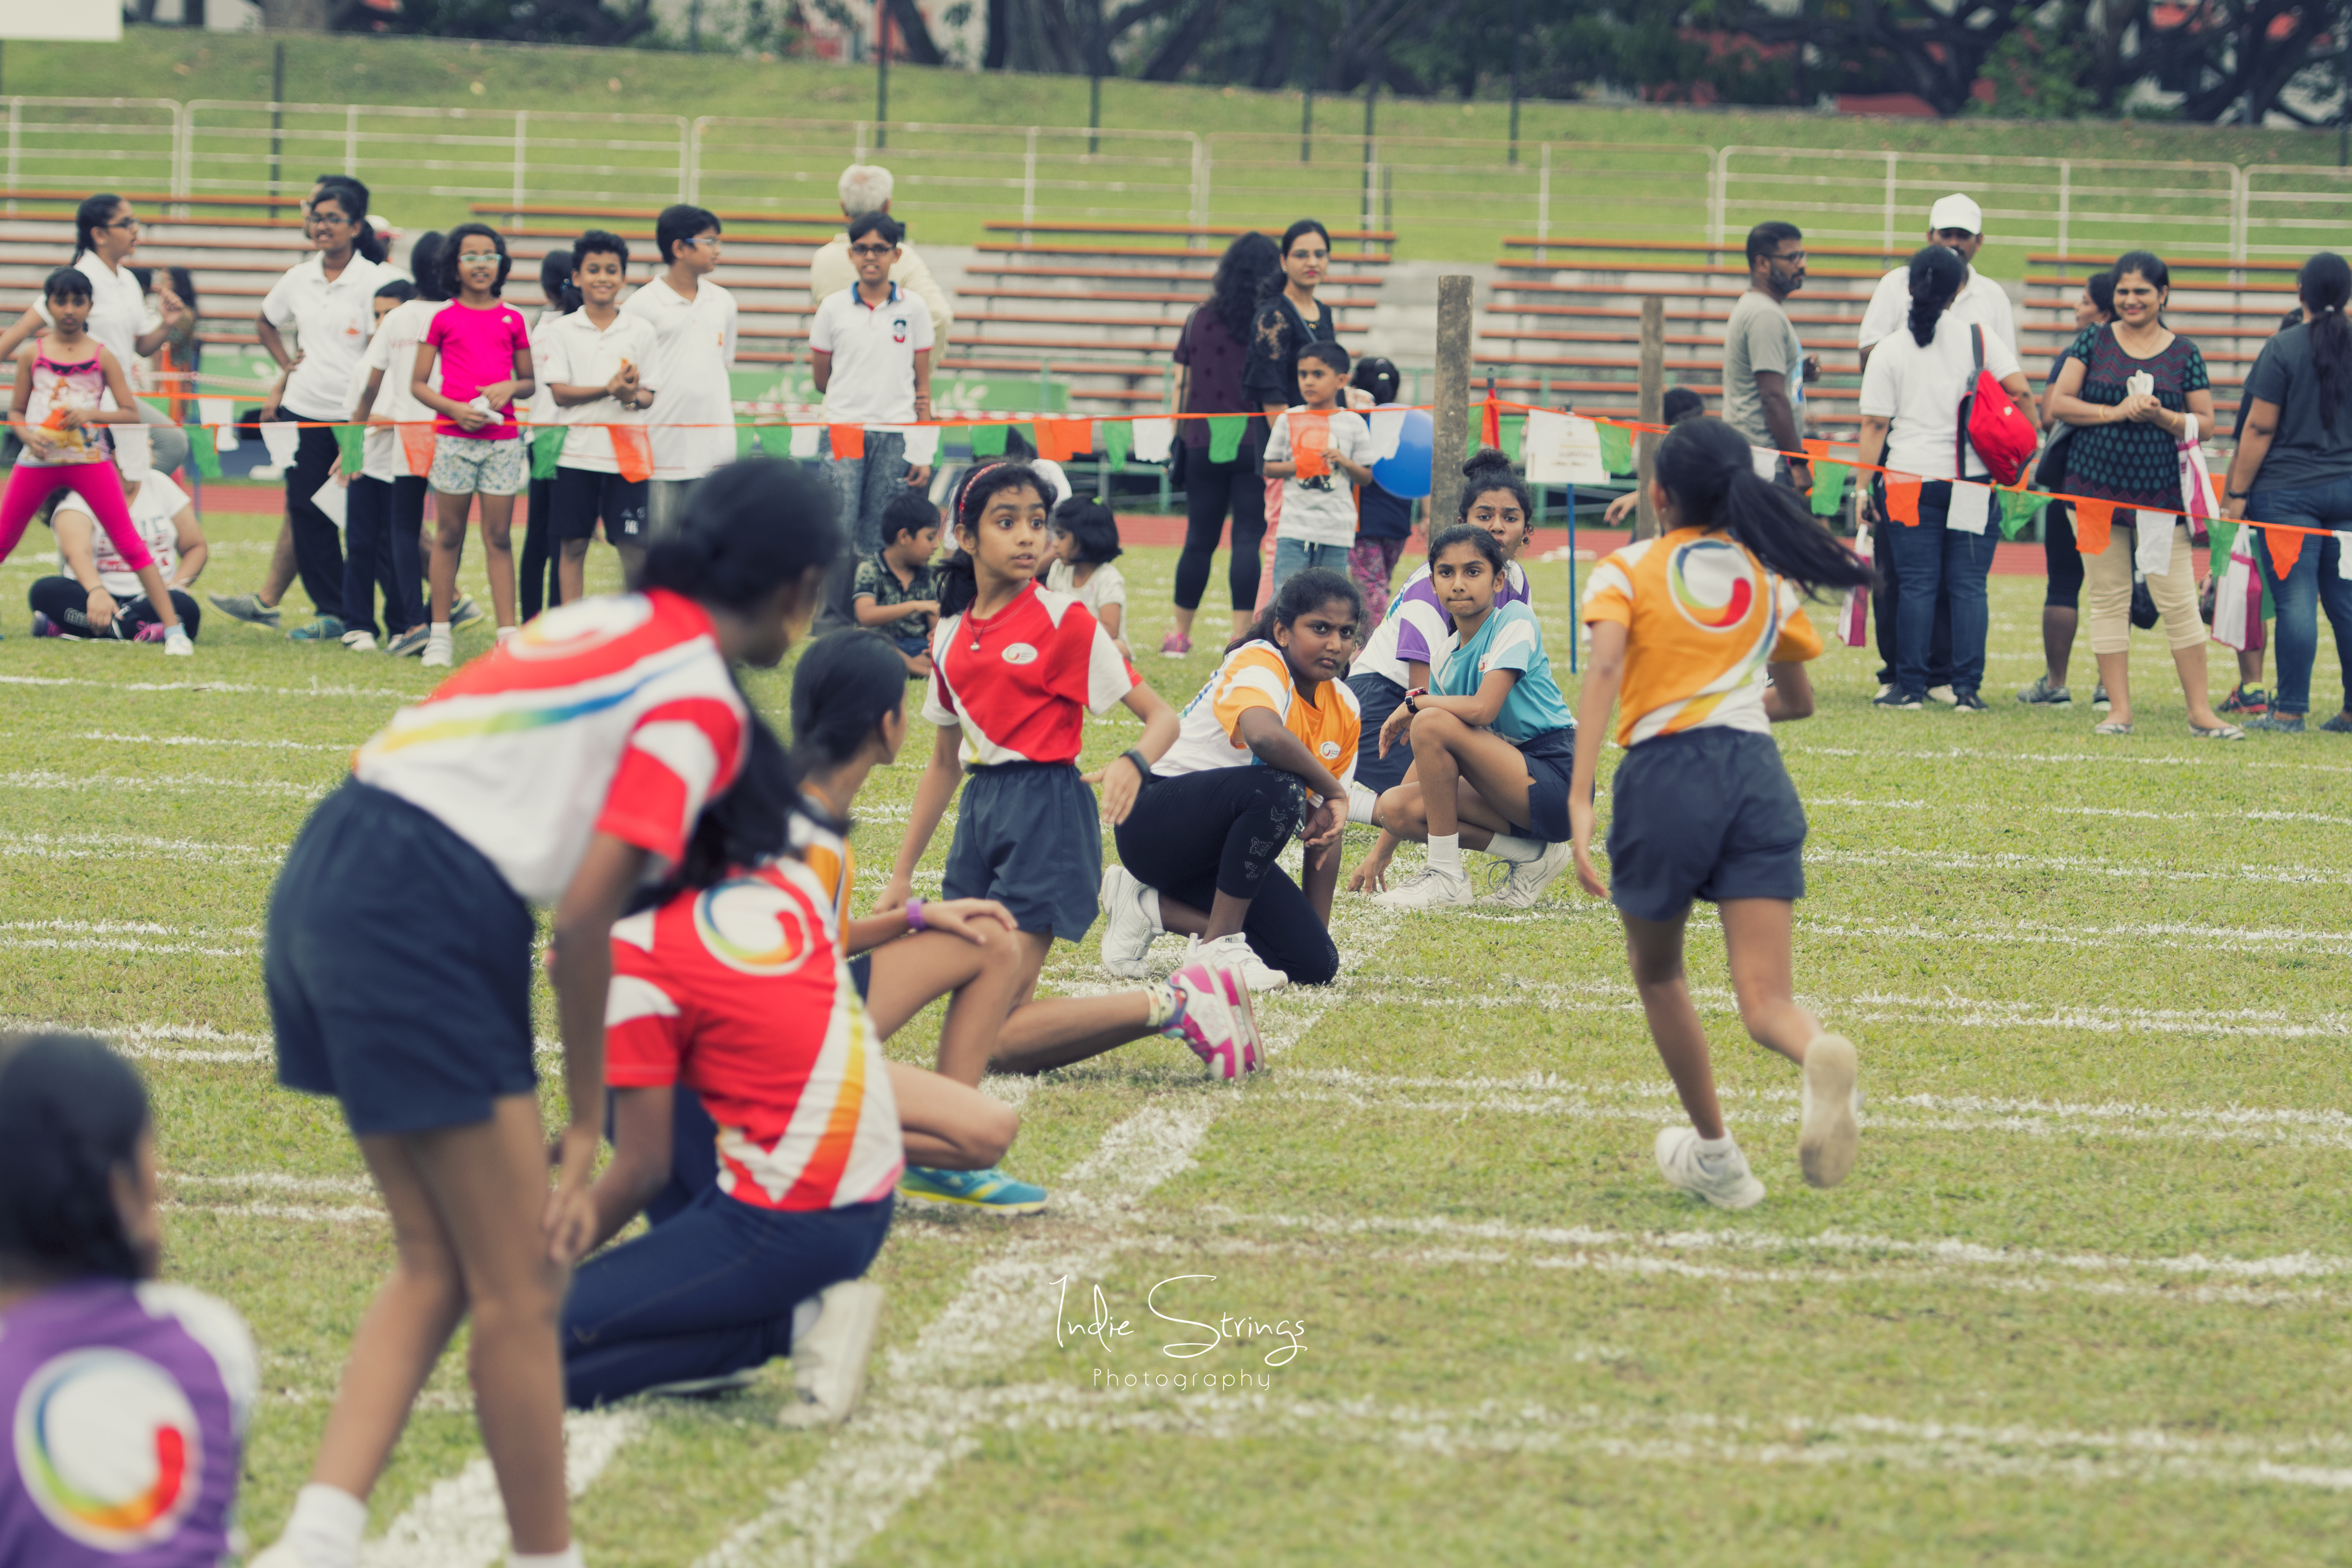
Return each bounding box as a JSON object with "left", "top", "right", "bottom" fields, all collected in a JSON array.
[
  {"left": 1243, "top": 219, "right": 1338, "bottom": 419},
  {"left": 1166, "top": 232, "right": 1282, "bottom": 654}
]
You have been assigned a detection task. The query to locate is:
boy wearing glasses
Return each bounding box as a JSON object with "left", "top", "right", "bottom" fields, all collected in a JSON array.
[{"left": 621, "top": 203, "right": 737, "bottom": 542}]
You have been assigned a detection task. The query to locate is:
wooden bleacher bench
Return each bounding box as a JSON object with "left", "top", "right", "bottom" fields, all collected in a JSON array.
[
  {"left": 468, "top": 202, "right": 843, "bottom": 230},
  {"left": 1499, "top": 236, "right": 1912, "bottom": 267}
]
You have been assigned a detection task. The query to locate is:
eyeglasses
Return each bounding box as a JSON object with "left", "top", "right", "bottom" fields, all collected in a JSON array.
[
  {"left": 102, "top": 217, "right": 140, "bottom": 232},
  {"left": 312, "top": 213, "right": 355, "bottom": 228},
  {"left": 687, "top": 234, "right": 724, "bottom": 249},
  {"left": 456, "top": 251, "right": 501, "bottom": 265},
  {"left": 848, "top": 243, "right": 895, "bottom": 257}
]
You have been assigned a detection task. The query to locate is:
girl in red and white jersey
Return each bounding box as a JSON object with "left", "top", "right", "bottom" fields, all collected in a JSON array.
[
  {"left": 881, "top": 464, "right": 1267, "bottom": 1094},
  {"left": 255, "top": 458, "right": 837, "bottom": 1568}
]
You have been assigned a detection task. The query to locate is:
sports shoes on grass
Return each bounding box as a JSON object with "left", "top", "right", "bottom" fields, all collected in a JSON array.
[
  {"left": 777, "top": 1279, "right": 886, "bottom": 1428},
  {"left": 385, "top": 623, "right": 431, "bottom": 658},
  {"left": 1371, "top": 864, "right": 1474, "bottom": 910},
  {"left": 2092, "top": 682, "right": 2110, "bottom": 710},
  {"left": 2219, "top": 682, "right": 2269, "bottom": 716},
  {"left": 897, "top": 1165, "right": 1048, "bottom": 1212},
  {"left": 2322, "top": 712, "right": 2352, "bottom": 733},
  {"left": 1159, "top": 629, "right": 1191, "bottom": 657},
  {"left": 2248, "top": 713, "right": 2304, "bottom": 733},
  {"left": 1183, "top": 930, "right": 1287, "bottom": 992},
  {"left": 1798, "top": 1033, "right": 1861, "bottom": 1189},
  {"left": 448, "top": 593, "right": 485, "bottom": 629},
  {"left": 30, "top": 611, "right": 62, "bottom": 638},
  {"left": 1098, "top": 863, "right": 1158, "bottom": 979},
  {"left": 163, "top": 629, "right": 193, "bottom": 657},
  {"left": 2015, "top": 675, "right": 2071, "bottom": 705},
  {"left": 1166, "top": 956, "right": 1260, "bottom": 1078},
  {"left": 1482, "top": 839, "right": 1572, "bottom": 908},
  {"left": 1872, "top": 689, "right": 1922, "bottom": 710},
  {"left": 288, "top": 614, "right": 347, "bottom": 643},
  {"left": 2188, "top": 721, "right": 2246, "bottom": 740},
  {"left": 207, "top": 591, "right": 281, "bottom": 628},
  {"left": 1655, "top": 1126, "right": 1765, "bottom": 1211},
  {"left": 1951, "top": 690, "right": 1988, "bottom": 713},
  {"left": 1927, "top": 684, "right": 1958, "bottom": 705},
  {"left": 341, "top": 629, "right": 377, "bottom": 652},
  {"left": 640, "top": 1369, "right": 759, "bottom": 1400},
  {"left": 133, "top": 621, "right": 170, "bottom": 643}
]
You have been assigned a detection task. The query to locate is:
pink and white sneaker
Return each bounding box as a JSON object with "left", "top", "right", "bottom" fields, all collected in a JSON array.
[
  {"left": 1159, "top": 629, "right": 1192, "bottom": 658},
  {"left": 1166, "top": 958, "right": 1261, "bottom": 1079}
]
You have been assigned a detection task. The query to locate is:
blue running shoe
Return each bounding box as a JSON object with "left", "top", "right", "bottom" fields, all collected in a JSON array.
[{"left": 898, "top": 1164, "right": 1047, "bottom": 1213}]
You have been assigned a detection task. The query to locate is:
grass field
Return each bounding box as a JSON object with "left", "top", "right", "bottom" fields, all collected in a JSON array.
[{"left": 5, "top": 508, "right": 2351, "bottom": 1565}]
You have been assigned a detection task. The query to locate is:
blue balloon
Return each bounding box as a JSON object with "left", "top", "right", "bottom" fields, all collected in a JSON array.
[{"left": 1370, "top": 408, "right": 1434, "bottom": 499}]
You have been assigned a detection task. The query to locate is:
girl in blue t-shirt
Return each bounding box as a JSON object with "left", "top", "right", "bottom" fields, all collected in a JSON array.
[{"left": 1365, "top": 524, "right": 1577, "bottom": 910}]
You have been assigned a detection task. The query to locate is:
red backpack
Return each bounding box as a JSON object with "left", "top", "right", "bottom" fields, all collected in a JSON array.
[{"left": 1960, "top": 324, "right": 2038, "bottom": 485}]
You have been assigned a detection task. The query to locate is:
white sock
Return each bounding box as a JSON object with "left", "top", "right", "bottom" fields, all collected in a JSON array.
[
  {"left": 791, "top": 1293, "right": 823, "bottom": 1344},
  {"left": 1140, "top": 886, "right": 1164, "bottom": 935},
  {"left": 508, "top": 1547, "right": 585, "bottom": 1568},
  {"left": 280, "top": 1483, "right": 368, "bottom": 1568},
  {"left": 429, "top": 621, "right": 452, "bottom": 642},
  {"left": 497, "top": 625, "right": 519, "bottom": 644},
  {"left": 1426, "top": 833, "right": 1461, "bottom": 876},
  {"left": 1346, "top": 780, "right": 1379, "bottom": 821},
  {"left": 1695, "top": 1134, "right": 1736, "bottom": 1162},
  {"left": 1486, "top": 833, "right": 1545, "bottom": 864}
]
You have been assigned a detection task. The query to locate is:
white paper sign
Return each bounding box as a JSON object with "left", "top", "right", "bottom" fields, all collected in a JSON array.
[
  {"left": 110, "top": 423, "right": 153, "bottom": 481},
  {"left": 1750, "top": 445, "right": 1780, "bottom": 481},
  {"left": 1948, "top": 481, "right": 1992, "bottom": 535},
  {"left": 788, "top": 424, "right": 820, "bottom": 459},
  {"left": 312, "top": 476, "right": 349, "bottom": 531},
  {"left": 199, "top": 397, "right": 239, "bottom": 452},
  {"left": 2135, "top": 512, "right": 2175, "bottom": 577},
  {"left": 1368, "top": 407, "right": 1407, "bottom": 462},
  {"left": 898, "top": 425, "right": 941, "bottom": 466},
  {"left": 1524, "top": 412, "right": 1609, "bottom": 487},
  {"left": 261, "top": 421, "right": 301, "bottom": 468},
  {"left": 1127, "top": 417, "right": 1175, "bottom": 464}
]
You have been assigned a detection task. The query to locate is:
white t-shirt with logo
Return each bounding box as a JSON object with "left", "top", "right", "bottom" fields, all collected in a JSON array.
[
  {"left": 57, "top": 472, "right": 187, "bottom": 598},
  {"left": 542, "top": 308, "right": 660, "bottom": 474},
  {"left": 810, "top": 283, "right": 935, "bottom": 425},
  {"left": 621, "top": 275, "right": 738, "bottom": 481},
  {"left": 263, "top": 252, "right": 389, "bottom": 419}
]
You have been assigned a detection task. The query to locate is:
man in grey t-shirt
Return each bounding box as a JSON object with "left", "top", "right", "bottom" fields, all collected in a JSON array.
[{"left": 1723, "top": 221, "right": 1819, "bottom": 490}]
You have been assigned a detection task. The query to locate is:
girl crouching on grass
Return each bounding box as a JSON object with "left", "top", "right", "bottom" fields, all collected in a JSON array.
[{"left": 1570, "top": 416, "right": 1871, "bottom": 1210}]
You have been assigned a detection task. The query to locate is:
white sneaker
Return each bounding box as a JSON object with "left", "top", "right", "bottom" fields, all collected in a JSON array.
[
  {"left": 777, "top": 1279, "right": 885, "bottom": 1427},
  {"left": 1481, "top": 839, "right": 1571, "bottom": 908},
  {"left": 1927, "top": 684, "right": 1958, "bottom": 706},
  {"left": 1165, "top": 955, "right": 1261, "bottom": 1078},
  {"left": 1875, "top": 682, "right": 1895, "bottom": 700},
  {"left": 1798, "top": 1033, "right": 1861, "bottom": 1189},
  {"left": 1184, "top": 931, "right": 1288, "bottom": 992},
  {"left": 1655, "top": 1126, "right": 1766, "bottom": 1210},
  {"left": 422, "top": 635, "right": 453, "bottom": 669},
  {"left": 341, "top": 629, "right": 377, "bottom": 652},
  {"left": 162, "top": 629, "right": 193, "bottom": 658},
  {"left": 1098, "top": 863, "right": 1158, "bottom": 979},
  {"left": 1371, "top": 864, "right": 1474, "bottom": 910}
]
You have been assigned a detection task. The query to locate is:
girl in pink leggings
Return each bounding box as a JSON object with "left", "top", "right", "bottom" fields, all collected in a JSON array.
[{"left": 5, "top": 267, "right": 189, "bottom": 653}]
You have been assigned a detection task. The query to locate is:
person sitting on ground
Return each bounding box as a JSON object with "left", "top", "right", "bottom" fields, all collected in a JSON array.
[
  {"left": 1100, "top": 567, "right": 1364, "bottom": 993},
  {"left": 0, "top": 1031, "right": 258, "bottom": 1568},
  {"left": 853, "top": 489, "right": 944, "bottom": 678},
  {"left": 1040, "top": 496, "right": 1130, "bottom": 657},
  {"left": 29, "top": 436, "right": 206, "bottom": 642},
  {"left": 1605, "top": 387, "right": 1705, "bottom": 527}
]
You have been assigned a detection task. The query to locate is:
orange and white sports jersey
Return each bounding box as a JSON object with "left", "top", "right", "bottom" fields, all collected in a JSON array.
[
  {"left": 605, "top": 856, "right": 902, "bottom": 1213},
  {"left": 1581, "top": 527, "right": 1823, "bottom": 747},
  {"left": 1154, "top": 639, "right": 1360, "bottom": 790},
  {"left": 787, "top": 801, "right": 854, "bottom": 939}
]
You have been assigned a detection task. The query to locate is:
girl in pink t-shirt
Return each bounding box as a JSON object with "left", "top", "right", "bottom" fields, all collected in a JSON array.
[{"left": 409, "top": 222, "right": 535, "bottom": 663}]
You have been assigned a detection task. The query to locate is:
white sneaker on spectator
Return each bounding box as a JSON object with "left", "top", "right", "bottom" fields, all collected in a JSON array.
[
  {"left": 777, "top": 1280, "right": 885, "bottom": 1427},
  {"left": 1482, "top": 840, "right": 1572, "bottom": 908},
  {"left": 1655, "top": 1127, "right": 1766, "bottom": 1210},
  {"left": 422, "top": 633, "right": 453, "bottom": 669},
  {"left": 1183, "top": 931, "right": 1288, "bottom": 992},
  {"left": 341, "top": 629, "right": 377, "bottom": 653},
  {"left": 1927, "top": 684, "right": 1958, "bottom": 706},
  {"left": 1371, "top": 865, "right": 1474, "bottom": 910}
]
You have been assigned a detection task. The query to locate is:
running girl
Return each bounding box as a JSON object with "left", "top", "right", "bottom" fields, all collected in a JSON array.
[
  {"left": 1364, "top": 525, "right": 1575, "bottom": 910},
  {"left": 0, "top": 1032, "right": 257, "bottom": 1568},
  {"left": 882, "top": 463, "right": 1266, "bottom": 1085},
  {"left": 2, "top": 267, "right": 189, "bottom": 654},
  {"left": 254, "top": 458, "right": 835, "bottom": 1568},
  {"left": 1100, "top": 567, "right": 1363, "bottom": 992},
  {"left": 410, "top": 221, "right": 534, "bottom": 664},
  {"left": 1570, "top": 416, "right": 1870, "bottom": 1210},
  {"left": 1041, "top": 495, "right": 1130, "bottom": 655},
  {"left": 1348, "top": 448, "right": 1537, "bottom": 893}
]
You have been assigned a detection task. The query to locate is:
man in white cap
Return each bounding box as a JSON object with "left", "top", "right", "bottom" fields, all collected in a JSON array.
[
  {"left": 810, "top": 164, "right": 954, "bottom": 340},
  {"left": 1855, "top": 193, "right": 2017, "bottom": 702}
]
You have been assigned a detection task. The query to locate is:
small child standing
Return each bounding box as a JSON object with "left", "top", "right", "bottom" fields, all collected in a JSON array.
[
  {"left": 409, "top": 221, "right": 535, "bottom": 665},
  {"left": 852, "top": 489, "right": 943, "bottom": 677},
  {"left": 1040, "top": 496, "right": 1130, "bottom": 656},
  {"left": 1262, "top": 340, "right": 1375, "bottom": 597}
]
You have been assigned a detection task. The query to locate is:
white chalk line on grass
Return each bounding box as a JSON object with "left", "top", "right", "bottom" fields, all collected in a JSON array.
[
  {"left": 356, "top": 1410, "right": 645, "bottom": 1568},
  {"left": 0, "top": 829, "right": 281, "bottom": 863},
  {"left": 1812, "top": 844, "right": 2352, "bottom": 888},
  {"left": 0, "top": 769, "right": 327, "bottom": 799},
  {"left": 0, "top": 917, "right": 263, "bottom": 958},
  {"left": 1787, "top": 742, "right": 2352, "bottom": 776},
  {"left": 1457, "top": 905, "right": 2352, "bottom": 957},
  {"left": 692, "top": 900, "right": 1400, "bottom": 1568},
  {"left": 0, "top": 672, "right": 412, "bottom": 699},
  {"left": 979, "top": 1385, "right": 2352, "bottom": 1493},
  {"left": 0, "top": 1016, "right": 273, "bottom": 1062},
  {"left": 1808, "top": 795, "right": 2352, "bottom": 829}
]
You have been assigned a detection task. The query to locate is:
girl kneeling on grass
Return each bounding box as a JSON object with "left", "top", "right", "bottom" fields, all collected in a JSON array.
[
  {"left": 1570, "top": 416, "right": 1870, "bottom": 1211},
  {"left": 1099, "top": 567, "right": 1363, "bottom": 992},
  {"left": 256, "top": 458, "right": 835, "bottom": 1568},
  {"left": 1361, "top": 524, "right": 1577, "bottom": 911},
  {"left": 883, "top": 464, "right": 1266, "bottom": 1095}
]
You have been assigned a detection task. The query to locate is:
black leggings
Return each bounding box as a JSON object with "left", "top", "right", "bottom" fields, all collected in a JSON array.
[
  {"left": 520, "top": 472, "right": 563, "bottom": 621},
  {"left": 283, "top": 412, "right": 346, "bottom": 621},
  {"left": 341, "top": 474, "right": 426, "bottom": 639},
  {"left": 1112, "top": 766, "right": 1339, "bottom": 985},
  {"left": 2044, "top": 500, "right": 2084, "bottom": 611},
  {"left": 29, "top": 578, "right": 200, "bottom": 638},
  {"left": 1174, "top": 444, "right": 1269, "bottom": 614}
]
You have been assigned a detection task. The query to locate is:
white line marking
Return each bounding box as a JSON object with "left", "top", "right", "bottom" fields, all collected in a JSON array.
[
  {"left": 0, "top": 1016, "right": 274, "bottom": 1062},
  {"left": 0, "top": 770, "right": 327, "bottom": 799},
  {"left": 0, "top": 830, "right": 279, "bottom": 863},
  {"left": 0, "top": 918, "right": 263, "bottom": 958},
  {"left": 72, "top": 730, "right": 356, "bottom": 752},
  {"left": 1810, "top": 844, "right": 2352, "bottom": 887},
  {"left": 1787, "top": 743, "right": 2352, "bottom": 776},
  {"left": 357, "top": 1410, "right": 644, "bottom": 1568},
  {"left": 0, "top": 672, "right": 411, "bottom": 699},
  {"left": 1808, "top": 796, "right": 2352, "bottom": 828}
]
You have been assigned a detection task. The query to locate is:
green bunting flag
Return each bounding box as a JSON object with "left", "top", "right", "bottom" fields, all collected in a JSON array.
[
  {"left": 1596, "top": 423, "right": 1633, "bottom": 476},
  {"left": 969, "top": 422, "right": 1007, "bottom": 458},
  {"left": 335, "top": 423, "right": 366, "bottom": 476},
  {"left": 188, "top": 423, "right": 222, "bottom": 480},
  {"left": 735, "top": 423, "right": 762, "bottom": 460},
  {"left": 1103, "top": 418, "right": 1132, "bottom": 469},
  {"left": 1502, "top": 415, "right": 1524, "bottom": 462},
  {"left": 531, "top": 425, "right": 566, "bottom": 479},
  {"left": 1809, "top": 461, "right": 1848, "bottom": 517},
  {"left": 1996, "top": 488, "right": 2040, "bottom": 539},
  {"left": 1206, "top": 415, "right": 1245, "bottom": 464}
]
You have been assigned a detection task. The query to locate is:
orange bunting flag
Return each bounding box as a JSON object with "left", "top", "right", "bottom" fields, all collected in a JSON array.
[
  {"left": 828, "top": 424, "right": 865, "bottom": 461},
  {"left": 396, "top": 423, "right": 437, "bottom": 480},
  {"left": 1885, "top": 474, "right": 1923, "bottom": 526},
  {"left": 2267, "top": 523, "right": 2305, "bottom": 576},
  {"left": 1289, "top": 410, "right": 1333, "bottom": 479},
  {"left": 2210, "top": 473, "right": 2227, "bottom": 506},
  {"left": 611, "top": 424, "right": 653, "bottom": 485},
  {"left": 1034, "top": 417, "right": 1090, "bottom": 463},
  {"left": 2072, "top": 498, "right": 2117, "bottom": 555},
  {"left": 1802, "top": 439, "right": 1832, "bottom": 466},
  {"left": 1481, "top": 395, "right": 1502, "bottom": 451}
]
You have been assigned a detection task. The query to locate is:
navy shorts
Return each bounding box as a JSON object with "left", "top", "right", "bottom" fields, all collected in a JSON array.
[
  {"left": 1606, "top": 727, "right": 1805, "bottom": 923},
  {"left": 944, "top": 761, "right": 1102, "bottom": 941},
  {"left": 266, "top": 781, "right": 538, "bottom": 1136},
  {"left": 1349, "top": 672, "right": 1413, "bottom": 796},
  {"left": 552, "top": 464, "right": 650, "bottom": 543},
  {"left": 1512, "top": 725, "right": 1577, "bottom": 844}
]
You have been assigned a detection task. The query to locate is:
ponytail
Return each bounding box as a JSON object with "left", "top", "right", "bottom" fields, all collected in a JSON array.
[
  {"left": 1906, "top": 245, "right": 1964, "bottom": 349},
  {"left": 1653, "top": 418, "right": 1874, "bottom": 597},
  {"left": 2300, "top": 251, "right": 2352, "bottom": 433},
  {"left": 0, "top": 1033, "right": 152, "bottom": 1284},
  {"left": 540, "top": 247, "right": 580, "bottom": 317},
  {"left": 314, "top": 176, "right": 386, "bottom": 265},
  {"left": 70, "top": 193, "right": 123, "bottom": 265},
  {"left": 1230, "top": 566, "right": 1364, "bottom": 655},
  {"left": 940, "top": 461, "right": 1049, "bottom": 620}
]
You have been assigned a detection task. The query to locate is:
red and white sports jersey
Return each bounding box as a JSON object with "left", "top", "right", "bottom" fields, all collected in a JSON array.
[
  {"left": 605, "top": 857, "right": 903, "bottom": 1212},
  {"left": 921, "top": 582, "right": 1137, "bottom": 767},
  {"left": 354, "top": 590, "right": 749, "bottom": 903}
]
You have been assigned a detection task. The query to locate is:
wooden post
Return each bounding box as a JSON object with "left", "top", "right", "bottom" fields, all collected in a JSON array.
[
  {"left": 1635, "top": 296, "right": 1664, "bottom": 538},
  {"left": 1432, "top": 275, "right": 1474, "bottom": 531}
]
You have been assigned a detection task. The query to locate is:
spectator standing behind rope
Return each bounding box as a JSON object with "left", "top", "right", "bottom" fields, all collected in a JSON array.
[
  {"left": 0, "top": 192, "right": 192, "bottom": 436},
  {"left": 518, "top": 247, "right": 575, "bottom": 622},
  {"left": 2046, "top": 250, "right": 2240, "bottom": 740},
  {"left": 1164, "top": 232, "right": 1282, "bottom": 655},
  {"left": 2017, "top": 271, "right": 2115, "bottom": 708},
  {"left": 1854, "top": 246, "right": 2035, "bottom": 714},
  {"left": 623, "top": 204, "right": 738, "bottom": 543},
  {"left": 2219, "top": 251, "right": 2352, "bottom": 734},
  {"left": 809, "top": 164, "right": 955, "bottom": 340},
  {"left": 1722, "top": 221, "right": 1820, "bottom": 490}
]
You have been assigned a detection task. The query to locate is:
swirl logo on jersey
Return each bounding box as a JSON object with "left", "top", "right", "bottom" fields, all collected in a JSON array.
[
  {"left": 1667, "top": 538, "right": 1756, "bottom": 632},
  {"left": 1002, "top": 642, "right": 1040, "bottom": 665},
  {"left": 507, "top": 593, "right": 656, "bottom": 661},
  {"left": 695, "top": 876, "right": 816, "bottom": 977},
  {"left": 15, "top": 1349, "right": 201, "bottom": 1551},
  {"left": 1319, "top": 739, "right": 1342, "bottom": 759}
]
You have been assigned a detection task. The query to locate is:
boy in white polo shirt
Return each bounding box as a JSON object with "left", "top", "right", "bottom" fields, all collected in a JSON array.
[
  {"left": 621, "top": 203, "right": 737, "bottom": 540},
  {"left": 544, "top": 228, "right": 659, "bottom": 599},
  {"left": 810, "top": 209, "right": 935, "bottom": 631}
]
